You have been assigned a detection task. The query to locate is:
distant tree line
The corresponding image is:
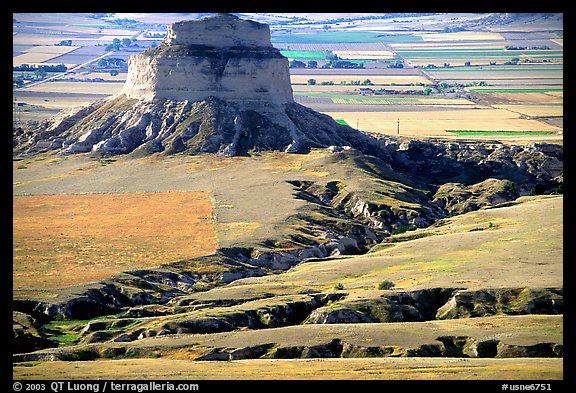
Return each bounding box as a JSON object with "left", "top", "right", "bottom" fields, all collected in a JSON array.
[
  {"left": 13, "top": 63, "right": 68, "bottom": 72},
  {"left": 289, "top": 59, "right": 364, "bottom": 69}
]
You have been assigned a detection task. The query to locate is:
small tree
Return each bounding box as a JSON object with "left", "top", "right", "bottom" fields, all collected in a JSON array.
[
  {"left": 306, "top": 60, "right": 318, "bottom": 69},
  {"left": 307, "top": 78, "right": 316, "bottom": 85},
  {"left": 464, "top": 61, "right": 471, "bottom": 67},
  {"left": 289, "top": 60, "right": 306, "bottom": 68},
  {"left": 110, "top": 70, "right": 119, "bottom": 76},
  {"left": 378, "top": 280, "right": 395, "bottom": 290},
  {"left": 34, "top": 68, "right": 47, "bottom": 79}
]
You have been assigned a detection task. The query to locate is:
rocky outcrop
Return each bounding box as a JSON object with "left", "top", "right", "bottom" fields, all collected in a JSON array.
[
  {"left": 375, "top": 138, "right": 563, "bottom": 195},
  {"left": 432, "top": 178, "right": 519, "bottom": 215},
  {"left": 14, "top": 336, "right": 562, "bottom": 363},
  {"left": 13, "top": 14, "right": 385, "bottom": 159},
  {"left": 306, "top": 288, "right": 457, "bottom": 324},
  {"left": 123, "top": 14, "right": 293, "bottom": 103},
  {"left": 305, "top": 288, "right": 563, "bottom": 325},
  {"left": 13, "top": 311, "right": 56, "bottom": 353},
  {"left": 436, "top": 288, "right": 563, "bottom": 319}
]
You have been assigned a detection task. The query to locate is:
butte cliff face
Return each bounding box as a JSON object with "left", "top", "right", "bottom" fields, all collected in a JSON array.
[
  {"left": 122, "top": 15, "right": 294, "bottom": 104},
  {"left": 13, "top": 14, "right": 380, "bottom": 158}
]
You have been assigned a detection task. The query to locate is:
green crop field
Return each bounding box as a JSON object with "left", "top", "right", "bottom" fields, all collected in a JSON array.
[{"left": 280, "top": 50, "right": 327, "bottom": 60}]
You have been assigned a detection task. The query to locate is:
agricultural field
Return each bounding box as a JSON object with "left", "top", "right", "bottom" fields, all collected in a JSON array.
[
  {"left": 323, "top": 108, "right": 562, "bottom": 138},
  {"left": 290, "top": 74, "right": 431, "bottom": 86},
  {"left": 13, "top": 45, "right": 81, "bottom": 66},
  {"left": 23, "top": 80, "right": 124, "bottom": 95},
  {"left": 14, "top": 13, "right": 563, "bottom": 143}
]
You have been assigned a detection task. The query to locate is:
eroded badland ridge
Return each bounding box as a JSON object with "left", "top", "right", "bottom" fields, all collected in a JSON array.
[{"left": 13, "top": 14, "right": 563, "bottom": 380}]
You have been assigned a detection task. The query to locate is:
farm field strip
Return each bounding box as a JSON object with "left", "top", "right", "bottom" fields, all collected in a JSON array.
[
  {"left": 293, "top": 85, "right": 427, "bottom": 93},
  {"left": 13, "top": 191, "right": 217, "bottom": 291},
  {"left": 389, "top": 42, "right": 507, "bottom": 50},
  {"left": 474, "top": 91, "right": 563, "bottom": 105},
  {"left": 24, "top": 81, "right": 124, "bottom": 95},
  {"left": 22, "top": 45, "right": 82, "bottom": 54},
  {"left": 272, "top": 31, "right": 423, "bottom": 44},
  {"left": 290, "top": 74, "right": 431, "bottom": 85},
  {"left": 466, "top": 87, "right": 563, "bottom": 93},
  {"left": 494, "top": 104, "right": 563, "bottom": 117},
  {"left": 323, "top": 109, "right": 563, "bottom": 135},
  {"left": 13, "top": 51, "right": 78, "bottom": 66},
  {"left": 273, "top": 42, "right": 390, "bottom": 51},
  {"left": 419, "top": 31, "right": 505, "bottom": 41},
  {"left": 13, "top": 95, "right": 102, "bottom": 109},
  {"left": 280, "top": 50, "right": 326, "bottom": 59},
  {"left": 332, "top": 50, "right": 395, "bottom": 60},
  {"left": 294, "top": 91, "right": 475, "bottom": 105}
]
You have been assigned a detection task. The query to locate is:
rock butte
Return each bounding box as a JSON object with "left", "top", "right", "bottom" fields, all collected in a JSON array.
[
  {"left": 122, "top": 14, "right": 294, "bottom": 103},
  {"left": 13, "top": 13, "right": 381, "bottom": 157}
]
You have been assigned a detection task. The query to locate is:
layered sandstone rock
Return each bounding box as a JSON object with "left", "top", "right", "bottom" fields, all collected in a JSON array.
[
  {"left": 122, "top": 14, "right": 294, "bottom": 103},
  {"left": 14, "top": 13, "right": 383, "bottom": 157}
]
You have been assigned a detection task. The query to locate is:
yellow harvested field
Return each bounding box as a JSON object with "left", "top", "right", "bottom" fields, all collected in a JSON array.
[
  {"left": 290, "top": 74, "right": 430, "bottom": 85},
  {"left": 14, "top": 53, "right": 65, "bottom": 66},
  {"left": 13, "top": 45, "right": 81, "bottom": 66},
  {"left": 13, "top": 33, "right": 76, "bottom": 45},
  {"left": 25, "top": 81, "right": 124, "bottom": 95},
  {"left": 14, "top": 96, "right": 97, "bottom": 110},
  {"left": 495, "top": 105, "right": 563, "bottom": 117},
  {"left": 419, "top": 31, "right": 505, "bottom": 41},
  {"left": 323, "top": 109, "right": 563, "bottom": 135},
  {"left": 24, "top": 45, "right": 81, "bottom": 54},
  {"left": 389, "top": 42, "right": 506, "bottom": 49},
  {"left": 13, "top": 192, "right": 217, "bottom": 290},
  {"left": 477, "top": 92, "right": 563, "bottom": 105},
  {"left": 332, "top": 50, "right": 395, "bottom": 60}
]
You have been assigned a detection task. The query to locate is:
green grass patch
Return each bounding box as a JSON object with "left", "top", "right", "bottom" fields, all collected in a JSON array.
[
  {"left": 335, "top": 119, "right": 350, "bottom": 126},
  {"left": 448, "top": 130, "right": 555, "bottom": 136},
  {"left": 280, "top": 50, "right": 327, "bottom": 59}
]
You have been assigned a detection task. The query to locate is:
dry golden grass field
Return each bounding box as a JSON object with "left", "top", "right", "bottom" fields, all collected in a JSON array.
[
  {"left": 13, "top": 191, "right": 216, "bottom": 291},
  {"left": 13, "top": 358, "right": 563, "bottom": 380},
  {"left": 25, "top": 81, "right": 125, "bottom": 95}
]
